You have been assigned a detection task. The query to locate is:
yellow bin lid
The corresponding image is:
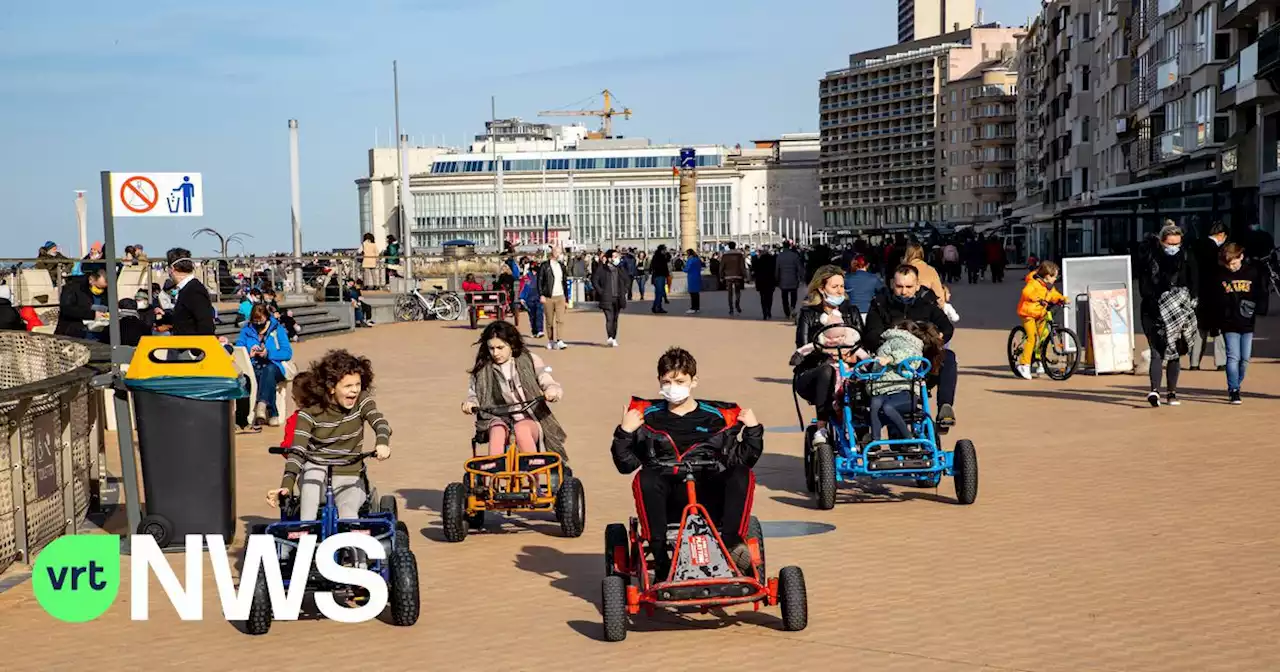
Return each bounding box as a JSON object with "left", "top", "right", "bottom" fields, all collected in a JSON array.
[{"left": 125, "top": 336, "right": 239, "bottom": 380}]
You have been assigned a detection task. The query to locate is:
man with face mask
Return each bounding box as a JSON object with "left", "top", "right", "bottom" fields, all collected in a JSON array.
[
  {"left": 591, "top": 249, "right": 631, "bottom": 347},
  {"left": 611, "top": 347, "right": 762, "bottom": 580},
  {"left": 166, "top": 247, "right": 216, "bottom": 336},
  {"left": 54, "top": 268, "right": 110, "bottom": 340},
  {"left": 863, "top": 265, "right": 958, "bottom": 425}
]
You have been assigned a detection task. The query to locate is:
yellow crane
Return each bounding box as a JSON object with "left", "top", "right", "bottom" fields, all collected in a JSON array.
[{"left": 538, "top": 89, "right": 632, "bottom": 139}]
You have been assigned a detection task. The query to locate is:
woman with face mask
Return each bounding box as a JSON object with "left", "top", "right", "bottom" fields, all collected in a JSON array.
[
  {"left": 1138, "top": 222, "right": 1199, "bottom": 407},
  {"left": 791, "top": 265, "right": 866, "bottom": 444},
  {"left": 590, "top": 249, "right": 631, "bottom": 347}
]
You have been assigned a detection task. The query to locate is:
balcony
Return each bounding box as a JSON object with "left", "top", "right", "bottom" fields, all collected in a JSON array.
[
  {"left": 970, "top": 133, "right": 1016, "bottom": 147},
  {"left": 1157, "top": 126, "right": 1190, "bottom": 162},
  {"left": 1225, "top": 37, "right": 1280, "bottom": 105},
  {"left": 1256, "top": 21, "right": 1280, "bottom": 91},
  {"left": 1156, "top": 55, "right": 1180, "bottom": 91},
  {"left": 1220, "top": 0, "right": 1280, "bottom": 30},
  {"left": 970, "top": 156, "right": 1017, "bottom": 169}
]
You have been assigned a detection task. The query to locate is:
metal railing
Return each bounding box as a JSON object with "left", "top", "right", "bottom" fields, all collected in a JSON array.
[{"left": 0, "top": 333, "right": 101, "bottom": 573}]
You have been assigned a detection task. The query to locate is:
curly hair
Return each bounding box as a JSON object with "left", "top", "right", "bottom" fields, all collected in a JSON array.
[
  {"left": 301, "top": 349, "right": 375, "bottom": 409},
  {"left": 893, "top": 319, "right": 945, "bottom": 374},
  {"left": 289, "top": 371, "right": 322, "bottom": 408}
]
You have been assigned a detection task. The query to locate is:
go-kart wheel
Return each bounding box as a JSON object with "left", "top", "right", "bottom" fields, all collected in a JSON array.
[
  {"left": 378, "top": 495, "right": 399, "bottom": 520},
  {"left": 556, "top": 477, "right": 586, "bottom": 538},
  {"left": 467, "top": 511, "right": 486, "bottom": 530},
  {"left": 601, "top": 575, "right": 629, "bottom": 642},
  {"left": 245, "top": 573, "right": 272, "bottom": 635},
  {"left": 803, "top": 425, "right": 818, "bottom": 493},
  {"left": 914, "top": 473, "right": 942, "bottom": 488},
  {"left": 952, "top": 439, "right": 978, "bottom": 505},
  {"left": 778, "top": 566, "right": 808, "bottom": 631},
  {"left": 814, "top": 442, "right": 837, "bottom": 510},
  {"left": 442, "top": 482, "right": 469, "bottom": 542},
  {"left": 745, "top": 516, "right": 766, "bottom": 578},
  {"left": 605, "top": 523, "right": 630, "bottom": 577},
  {"left": 387, "top": 548, "right": 420, "bottom": 627},
  {"left": 137, "top": 514, "right": 174, "bottom": 548},
  {"left": 395, "top": 521, "right": 411, "bottom": 550}
]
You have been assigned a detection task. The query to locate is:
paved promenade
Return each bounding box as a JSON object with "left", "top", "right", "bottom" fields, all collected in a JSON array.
[{"left": 1, "top": 280, "right": 1277, "bottom": 671}]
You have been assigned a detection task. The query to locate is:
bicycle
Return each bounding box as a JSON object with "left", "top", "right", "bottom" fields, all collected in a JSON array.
[
  {"left": 394, "top": 284, "right": 465, "bottom": 322},
  {"left": 1006, "top": 301, "right": 1080, "bottom": 381}
]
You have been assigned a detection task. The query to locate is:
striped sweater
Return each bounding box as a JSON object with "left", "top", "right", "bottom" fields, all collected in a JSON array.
[{"left": 281, "top": 392, "right": 392, "bottom": 490}]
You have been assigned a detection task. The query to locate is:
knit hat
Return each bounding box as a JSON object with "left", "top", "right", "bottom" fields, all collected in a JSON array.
[{"left": 43, "top": 241, "right": 56, "bottom": 249}]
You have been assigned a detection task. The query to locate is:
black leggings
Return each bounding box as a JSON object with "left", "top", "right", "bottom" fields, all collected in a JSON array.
[
  {"left": 795, "top": 365, "right": 837, "bottom": 422},
  {"left": 1149, "top": 347, "right": 1181, "bottom": 392}
]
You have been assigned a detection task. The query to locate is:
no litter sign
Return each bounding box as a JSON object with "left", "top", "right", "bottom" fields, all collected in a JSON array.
[{"left": 108, "top": 172, "right": 203, "bottom": 217}]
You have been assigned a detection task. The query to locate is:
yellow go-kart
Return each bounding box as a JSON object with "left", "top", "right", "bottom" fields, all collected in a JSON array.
[{"left": 442, "top": 397, "right": 585, "bottom": 542}]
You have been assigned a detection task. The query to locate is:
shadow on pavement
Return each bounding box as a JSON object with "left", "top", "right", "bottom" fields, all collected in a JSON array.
[
  {"left": 989, "top": 387, "right": 1149, "bottom": 409},
  {"left": 566, "top": 609, "right": 785, "bottom": 642},
  {"left": 398, "top": 488, "right": 562, "bottom": 542}
]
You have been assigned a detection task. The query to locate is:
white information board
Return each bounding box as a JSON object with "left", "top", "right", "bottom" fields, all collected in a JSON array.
[
  {"left": 1062, "top": 255, "right": 1135, "bottom": 374},
  {"left": 109, "top": 172, "right": 203, "bottom": 217}
]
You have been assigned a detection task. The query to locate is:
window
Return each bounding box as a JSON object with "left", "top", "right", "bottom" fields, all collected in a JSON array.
[
  {"left": 1214, "top": 32, "right": 1231, "bottom": 62},
  {"left": 1166, "top": 101, "right": 1183, "bottom": 130},
  {"left": 603, "top": 157, "right": 630, "bottom": 169},
  {"left": 574, "top": 158, "right": 597, "bottom": 170},
  {"left": 1194, "top": 87, "right": 1213, "bottom": 123},
  {"left": 1164, "top": 26, "right": 1180, "bottom": 62}
]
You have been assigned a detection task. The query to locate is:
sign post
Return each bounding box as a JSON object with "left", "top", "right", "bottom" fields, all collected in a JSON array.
[{"left": 100, "top": 171, "right": 204, "bottom": 546}]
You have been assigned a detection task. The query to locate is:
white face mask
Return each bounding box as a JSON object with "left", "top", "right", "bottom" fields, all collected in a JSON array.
[{"left": 660, "top": 383, "right": 691, "bottom": 404}]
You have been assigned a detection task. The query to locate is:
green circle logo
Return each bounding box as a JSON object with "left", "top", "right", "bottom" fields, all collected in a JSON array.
[{"left": 33, "top": 535, "right": 120, "bottom": 622}]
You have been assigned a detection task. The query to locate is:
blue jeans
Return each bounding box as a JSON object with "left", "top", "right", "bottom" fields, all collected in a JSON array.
[
  {"left": 870, "top": 391, "right": 914, "bottom": 441},
  {"left": 652, "top": 276, "right": 667, "bottom": 310},
  {"left": 252, "top": 358, "right": 283, "bottom": 417},
  {"left": 525, "top": 300, "right": 543, "bottom": 335},
  {"left": 633, "top": 275, "right": 646, "bottom": 300},
  {"left": 1223, "top": 332, "right": 1253, "bottom": 391}
]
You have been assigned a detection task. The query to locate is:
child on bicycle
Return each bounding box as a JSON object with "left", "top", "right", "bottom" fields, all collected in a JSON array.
[
  {"left": 611, "top": 347, "right": 763, "bottom": 579},
  {"left": 461, "top": 320, "right": 566, "bottom": 460},
  {"left": 1015, "top": 261, "right": 1067, "bottom": 380},
  {"left": 266, "top": 350, "right": 391, "bottom": 521},
  {"left": 868, "top": 320, "right": 944, "bottom": 445}
]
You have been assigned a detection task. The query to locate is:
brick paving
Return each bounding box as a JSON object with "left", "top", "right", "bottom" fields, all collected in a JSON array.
[{"left": 0, "top": 280, "right": 1277, "bottom": 671}]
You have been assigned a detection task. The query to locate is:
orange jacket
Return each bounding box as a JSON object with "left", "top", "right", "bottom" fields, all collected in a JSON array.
[{"left": 1017, "top": 274, "right": 1065, "bottom": 319}]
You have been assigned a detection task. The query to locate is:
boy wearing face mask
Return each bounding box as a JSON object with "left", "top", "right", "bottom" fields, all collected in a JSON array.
[{"left": 610, "top": 347, "right": 763, "bottom": 580}]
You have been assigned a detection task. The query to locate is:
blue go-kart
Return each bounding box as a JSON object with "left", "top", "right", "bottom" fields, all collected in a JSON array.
[
  {"left": 243, "top": 447, "right": 420, "bottom": 635},
  {"left": 799, "top": 323, "right": 978, "bottom": 509}
]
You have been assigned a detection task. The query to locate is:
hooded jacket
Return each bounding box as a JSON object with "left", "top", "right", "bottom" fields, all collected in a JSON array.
[
  {"left": 1017, "top": 273, "right": 1066, "bottom": 320},
  {"left": 862, "top": 286, "right": 954, "bottom": 351},
  {"left": 610, "top": 398, "right": 764, "bottom": 473},
  {"left": 872, "top": 328, "right": 925, "bottom": 397}
]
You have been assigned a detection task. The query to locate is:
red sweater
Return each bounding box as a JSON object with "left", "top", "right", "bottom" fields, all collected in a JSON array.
[{"left": 462, "top": 281, "right": 485, "bottom": 292}]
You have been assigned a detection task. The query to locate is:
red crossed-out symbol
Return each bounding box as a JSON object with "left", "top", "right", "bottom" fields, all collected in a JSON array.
[{"left": 119, "top": 176, "right": 158, "bottom": 214}]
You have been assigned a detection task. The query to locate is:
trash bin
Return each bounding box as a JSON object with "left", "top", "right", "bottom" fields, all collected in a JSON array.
[{"left": 124, "top": 336, "right": 247, "bottom": 548}]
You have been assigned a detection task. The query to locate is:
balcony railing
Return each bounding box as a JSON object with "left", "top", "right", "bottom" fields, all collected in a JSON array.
[{"left": 1156, "top": 55, "right": 1180, "bottom": 90}]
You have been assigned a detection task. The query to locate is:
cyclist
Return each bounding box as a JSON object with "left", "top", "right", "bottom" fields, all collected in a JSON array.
[{"left": 1015, "top": 261, "right": 1067, "bottom": 380}]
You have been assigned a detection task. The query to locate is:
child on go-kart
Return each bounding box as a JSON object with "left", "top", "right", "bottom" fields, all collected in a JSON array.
[
  {"left": 461, "top": 320, "right": 566, "bottom": 460},
  {"left": 265, "top": 349, "right": 392, "bottom": 521},
  {"left": 867, "top": 320, "right": 944, "bottom": 445},
  {"left": 611, "top": 347, "right": 763, "bottom": 580},
  {"left": 1015, "top": 261, "right": 1067, "bottom": 380}
]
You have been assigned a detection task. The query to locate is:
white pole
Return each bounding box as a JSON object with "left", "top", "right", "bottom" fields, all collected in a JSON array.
[
  {"left": 288, "top": 120, "right": 304, "bottom": 293},
  {"left": 74, "top": 191, "right": 88, "bottom": 257},
  {"left": 568, "top": 170, "right": 576, "bottom": 249}
]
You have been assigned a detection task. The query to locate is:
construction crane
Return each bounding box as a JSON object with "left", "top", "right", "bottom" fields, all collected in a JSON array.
[{"left": 538, "top": 89, "right": 632, "bottom": 139}]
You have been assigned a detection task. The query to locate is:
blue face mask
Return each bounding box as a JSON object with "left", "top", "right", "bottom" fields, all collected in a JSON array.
[
  {"left": 1163, "top": 245, "right": 1180, "bottom": 256},
  {"left": 823, "top": 293, "right": 846, "bottom": 307},
  {"left": 897, "top": 293, "right": 916, "bottom": 306}
]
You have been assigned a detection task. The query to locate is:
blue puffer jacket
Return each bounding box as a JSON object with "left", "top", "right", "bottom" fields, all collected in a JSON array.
[
  {"left": 685, "top": 256, "right": 704, "bottom": 293},
  {"left": 234, "top": 317, "right": 293, "bottom": 376}
]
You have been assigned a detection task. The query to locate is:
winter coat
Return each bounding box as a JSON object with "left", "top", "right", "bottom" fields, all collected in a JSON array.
[
  {"left": 775, "top": 248, "right": 805, "bottom": 290},
  {"left": 795, "top": 301, "right": 865, "bottom": 349},
  {"left": 844, "top": 270, "right": 884, "bottom": 314},
  {"left": 685, "top": 256, "right": 703, "bottom": 293},
  {"left": 591, "top": 263, "right": 631, "bottom": 307},
  {"left": 862, "top": 287, "right": 954, "bottom": 351},
  {"left": 610, "top": 398, "right": 763, "bottom": 472},
  {"left": 537, "top": 259, "right": 572, "bottom": 298},
  {"left": 234, "top": 317, "right": 294, "bottom": 377},
  {"left": 752, "top": 253, "right": 777, "bottom": 289},
  {"left": 1017, "top": 275, "right": 1066, "bottom": 320},
  {"left": 719, "top": 250, "right": 748, "bottom": 280},
  {"left": 54, "top": 275, "right": 100, "bottom": 339},
  {"left": 650, "top": 250, "right": 671, "bottom": 278},
  {"left": 872, "top": 328, "right": 925, "bottom": 397}
]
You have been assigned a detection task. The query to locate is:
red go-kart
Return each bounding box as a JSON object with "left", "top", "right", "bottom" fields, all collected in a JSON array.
[{"left": 600, "top": 455, "right": 808, "bottom": 641}]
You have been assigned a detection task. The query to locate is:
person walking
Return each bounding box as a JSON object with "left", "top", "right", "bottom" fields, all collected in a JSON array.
[
  {"left": 633, "top": 251, "right": 649, "bottom": 301},
  {"left": 620, "top": 249, "right": 639, "bottom": 301},
  {"left": 843, "top": 254, "right": 884, "bottom": 314},
  {"left": 650, "top": 245, "right": 671, "bottom": 314},
  {"left": 753, "top": 247, "right": 777, "bottom": 320},
  {"left": 775, "top": 241, "right": 805, "bottom": 320},
  {"left": 360, "top": 233, "right": 379, "bottom": 290},
  {"left": 684, "top": 249, "right": 703, "bottom": 314},
  {"left": 986, "top": 236, "right": 1006, "bottom": 283},
  {"left": 1137, "top": 223, "right": 1199, "bottom": 407},
  {"left": 719, "top": 241, "right": 747, "bottom": 316},
  {"left": 941, "top": 240, "right": 960, "bottom": 283},
  {"left": 1204, "top": 243, "right": 1268, "bottom": 404},
  {"left": 1190, "top": 221, "right": 1229, "bottom": 370},
  {"left": 592, "top": 249, "right": 631, "bottom": 347},
  {"left": 538, "top": 246, "right": 571, "bottom": 350},
  {"left": 519, "top": 258, "right": 544, "bottom": 339}
]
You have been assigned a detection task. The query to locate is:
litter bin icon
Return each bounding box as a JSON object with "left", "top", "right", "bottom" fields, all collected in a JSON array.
[{"left": 124, "top": 336, "right": 247, "bottom": 548}]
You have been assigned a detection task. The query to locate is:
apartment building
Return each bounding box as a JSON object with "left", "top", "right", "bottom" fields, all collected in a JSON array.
[
  {"left": 1219, "top": 0, "right": 1280, "bottom": 239},
  {"left": 898, "top": 0, "right": 977, "bottom": 43},
  {"left": 938, "top": 58, "right": 1019, "bottom": 228},
  {"left": 819, "top": 26, "right": 1021, "bottom": 231}
]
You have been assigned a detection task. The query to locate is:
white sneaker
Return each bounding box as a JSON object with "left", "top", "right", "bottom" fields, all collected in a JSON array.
[
  {"left": 546, "top": 342, "right": 555, "bottom": 350},
  {"left": 812, "top": 427, "right": 828, "bottom": 445},
  {"left": 556, "top": 340, "right": 568, "bottom": 350},
  {"left": 607, "top": 338, "right": 618, "bottom": 347},
  {"left": 1015, "top": 364, "right": 1033, "bottom": 380},
  {"left": 685, "top": 309, "right": 698, "bottom": 315}
]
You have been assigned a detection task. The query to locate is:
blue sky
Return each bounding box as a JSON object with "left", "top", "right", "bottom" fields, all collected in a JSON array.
[{"left": 0, "top": 0, "right": 1028, "bottom": 257}]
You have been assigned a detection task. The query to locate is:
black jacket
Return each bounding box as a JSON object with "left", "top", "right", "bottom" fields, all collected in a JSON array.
[
  {"left": 775, "top": 248, "right": 805, "bottom": 290},
  {"left": 172, "top": 278, "right": 216, "bottom": 336},
  {"left": 54, "top": 275, "right": 100, "bottom": 339},
  {"left": 537, "top": 259, "right": 572, "bottom": 299},
  {"left": 118, "top": 314, "right": 151, "bottom": 346},
  {"left": 1137, "top": 239, "right": 1198, "bottom": 321},
  {"left": 591, "top": 263, "right": 630, "bottom": 307},
  {"left": 1205, "top": 263, "right": 1269, "bottom": 334},
  {"left": 649, "top": 250, "right": 671, "bottom": 278},
  {"left": 794, "top": 301, "right": 865, "bottom": 349},
  {"left": 0, "top": 299, "right": 26, "bottom": 331},
  {"left": 611, "top": 398, "right": 764, "bottom": 473},
  {"left": 862, "top": 287, "right": 954, "bottom": 351},
  {"left": 752, "top": 253, "right": 777, "bottom": 289}
]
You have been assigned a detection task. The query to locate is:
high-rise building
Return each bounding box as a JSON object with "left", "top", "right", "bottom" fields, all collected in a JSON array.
[
  {"left": 819, "top": 26, "right": 1021, "bottom": 231},
  {"left": 938, "top": 57, "right": 1019, "bottom": 229},
  {"left": 898, "top": 0, "right": 977, "bottom": 43}
]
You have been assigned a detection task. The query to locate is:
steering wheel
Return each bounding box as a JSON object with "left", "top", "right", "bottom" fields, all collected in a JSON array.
[
  {"left": 476, "top": 396, "right": 546, "bottom": 420},
  {"left": 810, "top": 321, "right": 861, "bottom": 351}
]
